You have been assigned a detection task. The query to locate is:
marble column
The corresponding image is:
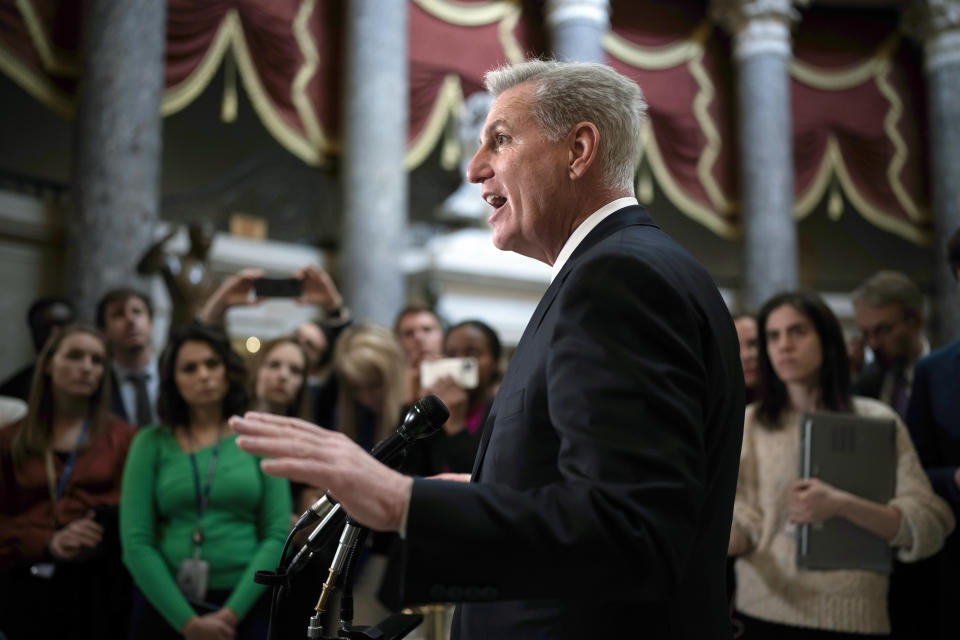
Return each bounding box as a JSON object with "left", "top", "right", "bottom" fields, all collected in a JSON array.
[
  {"left": 713, "top": 0, "right": 804, "bottom": 311},
  {"left": 546, "top": 0, "right": 610, "bottom": 63},
  {"left": 67, "top": 0, "right": 165, "bottom": 322},
  {"left": 905, "top": 0, "right": 960, "bottom": 345},
  {"left": 340, "top": 0, "right": 408, "bottom": 325}
]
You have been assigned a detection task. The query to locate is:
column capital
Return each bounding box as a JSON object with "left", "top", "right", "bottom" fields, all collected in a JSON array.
[
  {"left": 711, "top": 0, "right": 809, "bottom": 59},
  {"left": 545, "top": 0, "right": 610, "bottom": 30},
  {"left": 902, "top": 0, "right": 960, "bottom": 72}
]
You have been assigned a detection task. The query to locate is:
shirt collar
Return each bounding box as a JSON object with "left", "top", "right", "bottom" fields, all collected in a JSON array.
[
  {"left": 550, "top": 197, "right": 639, "bottom": 282},
  {"left": 113, "top": 353, "right": 157, "bottom": 380}
]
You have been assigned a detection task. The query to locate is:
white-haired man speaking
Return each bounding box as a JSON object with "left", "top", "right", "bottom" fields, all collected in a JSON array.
[{"left": 233, "top": 60, "right": 744, "bottom": 640}]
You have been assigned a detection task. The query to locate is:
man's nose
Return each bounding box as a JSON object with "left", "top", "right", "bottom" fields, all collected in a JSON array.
[{"left": 466, "top": 148, "right": 490, "bottom": 184}]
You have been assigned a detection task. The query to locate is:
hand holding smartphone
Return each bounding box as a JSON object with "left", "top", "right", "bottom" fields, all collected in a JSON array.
[
  {"left": 253, "top": 277, "right": 304, "bottom": 298},
  {"left": 421, "top": 357, "right": 479, "bottom": 389}
]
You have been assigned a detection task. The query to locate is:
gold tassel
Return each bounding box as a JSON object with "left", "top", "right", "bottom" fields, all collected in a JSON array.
[
  {"left": 828, "top": 182, "right": 843, "bottom": 220},
  {"left": 221, "top": 52, "right": 238, "bottom": 123}
]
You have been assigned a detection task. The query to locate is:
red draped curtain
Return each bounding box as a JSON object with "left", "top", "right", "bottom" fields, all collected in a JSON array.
[{"left": 0, "top": 0, "right": 931, "bottom": 244}]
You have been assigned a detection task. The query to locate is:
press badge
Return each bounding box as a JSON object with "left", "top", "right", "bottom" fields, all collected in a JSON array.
[{"left": 177, "top": 549, "right": 209, "bottom": 602}]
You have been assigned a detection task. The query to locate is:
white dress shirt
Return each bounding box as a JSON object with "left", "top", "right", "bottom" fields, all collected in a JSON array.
[{"left": 550, "top": 197, "right": 640, "bottom": 282}]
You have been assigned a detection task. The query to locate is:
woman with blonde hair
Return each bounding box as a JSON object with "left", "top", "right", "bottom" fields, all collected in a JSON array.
[
  {"left": 0, "top": 324, "right": 135, "bottom": 640},
  {"left": 332, "top": 323, "right": 406, "bottom": 451},
  {"left": 319, "top": 323, "right": 407, "bottom": 626}
]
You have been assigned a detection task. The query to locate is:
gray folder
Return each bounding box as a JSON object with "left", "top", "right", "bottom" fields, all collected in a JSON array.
[{"left": 796, "top": 411, "right": 896, "bottom": 574}]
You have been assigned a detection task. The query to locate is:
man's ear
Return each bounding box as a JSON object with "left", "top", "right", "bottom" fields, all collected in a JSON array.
[{"left": 568, "top": 122, "right": 600, "bottom": 180}]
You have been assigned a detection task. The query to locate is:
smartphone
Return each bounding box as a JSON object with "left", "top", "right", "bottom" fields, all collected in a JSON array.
[
  {"left": 254, "top": 277, "right": 303, "bottom": 298},
  {"left": 421, "top": 357, "right": 479, "bottom": 389}
]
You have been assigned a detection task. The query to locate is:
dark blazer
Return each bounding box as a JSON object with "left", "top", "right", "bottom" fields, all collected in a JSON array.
[
  {"left": 906, "top": 341, "right": 960, "bottom": 512},
  {"left": 108, "top": 368, "right": 130, "bottom": 423},
  {"left": 853, "top": 360, "right": 886, "bottom": 400},
  {"left": 889, "top": 342, "right": 960, "bottom": 640},
  {"left": 399, "top": 206, "right": 744, "bottom": 639}
]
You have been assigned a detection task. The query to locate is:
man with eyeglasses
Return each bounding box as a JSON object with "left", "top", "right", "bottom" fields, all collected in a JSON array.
[{"left": 851, "top": 270, "right": 928, "bottom": 419}]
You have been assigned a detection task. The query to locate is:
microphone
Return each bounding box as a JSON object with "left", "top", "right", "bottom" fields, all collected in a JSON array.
[
  {"left": 289, "top": 394, "right": 449, "bottom": 532},
  {"left": 369, "top": 393, "right": 450, "bottom": 467}
]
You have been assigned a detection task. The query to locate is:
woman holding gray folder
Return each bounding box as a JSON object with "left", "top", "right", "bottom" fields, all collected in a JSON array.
[{"left": 728, "top": 291, "right": 954, "bottom": 639}]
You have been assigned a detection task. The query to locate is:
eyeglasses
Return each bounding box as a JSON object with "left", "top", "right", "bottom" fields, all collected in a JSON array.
[{"left": 859, "top": 316, "right": 910, "bottom": 342}]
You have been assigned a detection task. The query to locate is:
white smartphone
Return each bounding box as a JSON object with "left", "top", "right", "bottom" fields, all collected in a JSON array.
[{"left": 421, "top": 357, "right": 479, "bottom": 390}]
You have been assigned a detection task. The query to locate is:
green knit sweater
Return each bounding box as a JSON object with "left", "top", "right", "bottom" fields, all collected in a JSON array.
[{"left": 120, "top": 425, "right": 291, "bottom": 631}]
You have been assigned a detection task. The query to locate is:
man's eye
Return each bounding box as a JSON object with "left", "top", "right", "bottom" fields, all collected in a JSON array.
[{"left": 495, "top": 134, "right": 507, "bottom": 145}]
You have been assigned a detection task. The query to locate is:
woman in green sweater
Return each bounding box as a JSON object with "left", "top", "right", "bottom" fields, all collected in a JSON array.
[{"left": 120, "top": 324, "right": 291, "bottom": 640}]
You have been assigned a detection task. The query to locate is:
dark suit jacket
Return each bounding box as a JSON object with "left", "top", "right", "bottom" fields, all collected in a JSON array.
[
  {"left": 853, "top": 360, "right": 887, "bottom": 400},
  {"left": 108, "top": 368, "right": 130, "bottom": 424},
  {"left": 399, "top": 207, "right": 744, "bottom": 639},
  {"left": 890, "top": 342, "right": 960, "bottom": 639},
  {"left": 906, "top": 341, "right": 960, "bottom": 512}
]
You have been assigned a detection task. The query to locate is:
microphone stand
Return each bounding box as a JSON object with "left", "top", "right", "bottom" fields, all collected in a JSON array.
[
  {"left": 307, "top": 520, "right": 422, "bottom": 640},
  {"left": 258, "top": 395, "right": 448, "bottom": 638}
]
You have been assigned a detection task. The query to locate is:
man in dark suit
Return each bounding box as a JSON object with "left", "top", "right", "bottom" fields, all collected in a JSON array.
[
  {"left": 96, "top": 288, "right": 158, "bottom": 426},
  {"left": 890, "top": 229, "right": 960, "bottom": 640},
  {"left": 851, "top": 271, "right": 928, "bottom": 419},
  {"left": 233, "top": 60, "right": 744, "bottom": 639}
]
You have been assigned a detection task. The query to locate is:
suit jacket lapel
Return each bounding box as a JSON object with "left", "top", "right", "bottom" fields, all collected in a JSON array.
[{"left": 470, "top": 206, "right": 658, "bottom": 480}]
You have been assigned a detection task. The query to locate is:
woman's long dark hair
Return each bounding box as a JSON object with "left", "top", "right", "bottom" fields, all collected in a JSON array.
[
  {"left": 755, "top": 291, "right": 852, "bottom": 426},
  {"left": 157, "top": 324, "right": 248, "bottom": 427},
  {"left": 12, "top": 324, "right": 112, "bottom": 467}
]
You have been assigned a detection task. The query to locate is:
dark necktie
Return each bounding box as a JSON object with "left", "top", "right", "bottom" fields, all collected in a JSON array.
[
  {"left": 890, "top": 370, "right": 910, "bottom": 420},
  {"left": 127, "top": 372, "right": 153, "bottom": 427}
]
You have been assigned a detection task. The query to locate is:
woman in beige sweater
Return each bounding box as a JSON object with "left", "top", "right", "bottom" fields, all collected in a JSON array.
[{"left": 728, "top": 291, "right": 954, "bottom": 639}]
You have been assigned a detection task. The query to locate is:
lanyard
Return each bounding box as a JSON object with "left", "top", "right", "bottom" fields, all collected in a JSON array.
[
  {"left": 186, "top": 426, "right": 222, "bottom": 546},
  {"left": 44, "top": 418, "right": 90, "bottom": 529}
]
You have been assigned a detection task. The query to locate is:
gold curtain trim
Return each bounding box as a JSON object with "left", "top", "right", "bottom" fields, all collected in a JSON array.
[
  {"left": 688, "top": 39, "right": 733, "bottom": 214},
  {"left": 604, "top": 22, "right": 711, "bottom": 71},
  {"left": 874, "top": 58, "right": 928, "bottom": 223},
  {"left": 0, "top": 42, "right": 73, "bottom": 117},
  {"left": 606, "top": 22, "right": 734, "bottom": 218},
  {"left": 291, "top": 0, "right": 329, "bottom": 152},
  {"left": 795, "top": 136, "right": 931, "bottom": 245},
  {"left": 161, "top": 11, "right": 236, "bottom": 116},
  {"left": 497, "top": 4, "right": 524, "bottom": 63},
  {"left": 789, "top": 33, "right": 898, "bottom": 90},
  {"left": 793, "top": 136, "right": 837, "bottom": 221},
  {"left": 230, "top": 9, "right": 322, "bottom": 165},
  {"left": 832, "top": 137, "right": 931, "bottom": 245},
  {"left": 16, "top": 0, "right": 78, "bottom": 76},
  {"left": 405, "top": 74, "right": 464, "bottom": 169},
  {"left": 641, "top": 121, "right": 740, "bottom": 239},
  {"left": 405, "top": 2, "right": 522, "bottom": 168},
  {"left": 413, "top": 0, "right": 517, "bottom": 26}
]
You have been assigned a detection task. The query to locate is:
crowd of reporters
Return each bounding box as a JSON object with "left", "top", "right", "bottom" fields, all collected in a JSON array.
[
  {"left": 1, "top": 226, "right": 958, "bottom": 639},
  {"left": 0, "top": 264, "right": 501, "bottom": 640}
]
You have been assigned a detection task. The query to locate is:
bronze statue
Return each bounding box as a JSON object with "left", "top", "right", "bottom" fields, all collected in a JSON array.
[{"left": 137, "top": 223, "right": 219, "bottom": 333}]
